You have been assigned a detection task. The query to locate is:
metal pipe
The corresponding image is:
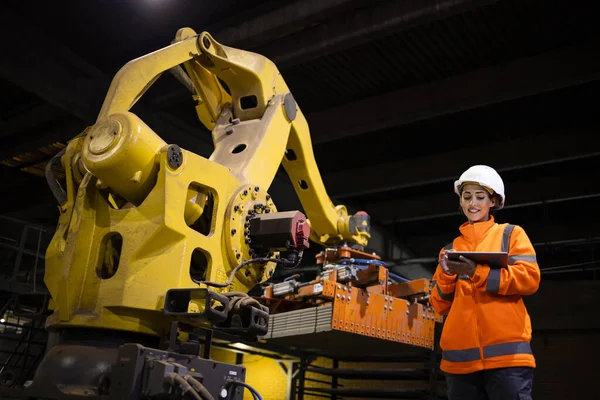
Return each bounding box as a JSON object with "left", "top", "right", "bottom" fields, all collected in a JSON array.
[
  {"left": 0, "top": 335, "right": 47, "bottom": 346},
  {"left": 533, "top": 237, "right": 600, "bottom": 247},
  {"left": 0, "top": 280, "right": 39, "bottom": 294},
  {"left": 388, "top": 193, "right": 600, "bottom": 224},
  {"left": 32, "top": 229, "right": 43, "bottom": 291},
  {"left": 392, "top": 257, "right": 438, "bottom": 264},
  {"left": 0, "top": 349, "right": 39, "bottom": 359},
  {"left": 542, "top": 267, "right": 600, "bottom": 275},
  {"left": 300, "top": 391, "right": 331, "bottom": 400},
  {"left": 0, "top": 215, "right": 49, "bottom": 232},
  {"left": 12, "top": 226, "right": 28, "bottom": 279},
  {"left": 0, "top": 242, "right": 45, "bottom": 260},
  {"left": 394, "top": 237, "right": 600, "bottom": 265},
  {"left": 272, "top": 0, "right": 500, "bottom": 67},
  {"left": 540, "top": 260, "right": 599, "bottom": 272},
  {"left": 345, "top": 149, "right": 600, "bottom": 199},
  {"left": 304, "top": 377, "right": 334, "bottom": 385}
]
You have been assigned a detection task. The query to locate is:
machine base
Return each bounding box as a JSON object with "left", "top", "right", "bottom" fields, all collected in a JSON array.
[{"left": 0, "top": 330, "right": 246, "bottom": 400}]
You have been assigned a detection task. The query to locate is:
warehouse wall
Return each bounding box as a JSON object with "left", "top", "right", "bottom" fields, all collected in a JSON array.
[
  {"left": 524, "top": 280, "right": 600, "bottom": 399},
  {"left": 530, "top": 330, "right": 599, "bottom": 400}
]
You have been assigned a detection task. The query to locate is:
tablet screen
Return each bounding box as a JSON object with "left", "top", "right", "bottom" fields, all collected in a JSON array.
[{"left": 446, "top": 251, "right": 508, "bottom": 269}]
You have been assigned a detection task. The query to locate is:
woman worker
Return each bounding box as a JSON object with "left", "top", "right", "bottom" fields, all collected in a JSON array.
[{"left": 429, "top": 165, "right": 541, "bottom": 400}]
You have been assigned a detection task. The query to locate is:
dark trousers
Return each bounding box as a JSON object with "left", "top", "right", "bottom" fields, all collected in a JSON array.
[{"left": 445, "top": 367, "right": 534, "bottom": 400}]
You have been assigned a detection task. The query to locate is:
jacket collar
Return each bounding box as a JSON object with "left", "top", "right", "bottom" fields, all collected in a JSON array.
[{"left": 459, "top": 215, "right": 497, "bottom": 242}]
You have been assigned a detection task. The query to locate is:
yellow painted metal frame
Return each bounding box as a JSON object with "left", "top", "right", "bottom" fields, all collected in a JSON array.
[{"left": 45, "top": 28, "right": 370, "bottom": 337}]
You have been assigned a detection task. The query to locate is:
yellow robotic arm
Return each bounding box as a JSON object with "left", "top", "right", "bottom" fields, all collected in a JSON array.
[
  {"left": 96, "top": 27, "right": 370, "bottom": 247},
  {"left": 45, "top": 28, "right": 370, "bottom": 342}
]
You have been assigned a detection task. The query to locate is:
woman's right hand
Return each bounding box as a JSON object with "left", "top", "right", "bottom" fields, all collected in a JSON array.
[{"left": 440, "top": 250, "right": 454, "bottom": 275}]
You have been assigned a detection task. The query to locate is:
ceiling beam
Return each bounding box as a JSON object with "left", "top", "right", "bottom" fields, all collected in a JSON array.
[
  {"left": 0, "top": 13, "right": 106, "bottom": 123},
  {"left": 0, "top": 166, "right": 56, "bottom": 213},
  {"left": 0, "top": 104, "right": 68, "bottom": 140},
  {"left": 0, "top": 11, "right": 213, "bottom": 158},
  {"left": 395, "top": 236, "right": 600, "bottom": 265},
  {"left": 307, "top": 39, "right": 600, "bottom": 144},
  {"left": 384, "top": 192, "right": 600, "bottom": 225},
  {"left": 0, "top": 117, "right": 82, "bottom": 161},
  {"left": 151, "top": 0, "right": 496, "bottom": 108},
  {"left": 0, "top": 164, "right": 41, "bottom": 187},
  {"left": 262, "top": 0, "right": 498, "bottom": 68},
  {"left": 524, "top": 281, "right": 600, "bottom": 330},
  {"left": 368, "top": 169, "right": 600, "bottom": 225},
  {"left": 323, "top": 129, "right": 599, "bottom": 199},
  {"left": 150, "top": 0, "right": 370, "bottom": 107},
  {"left": 211, "top": 0, "right": 363, "bottom": 50},
  {"left": 398, "top": 220, "right": 600, "bottom": 261}
]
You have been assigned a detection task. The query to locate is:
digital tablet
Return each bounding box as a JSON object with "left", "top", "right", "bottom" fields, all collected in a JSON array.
[{"left": 446, "top": 251, "right": 508, "bottom": 269}]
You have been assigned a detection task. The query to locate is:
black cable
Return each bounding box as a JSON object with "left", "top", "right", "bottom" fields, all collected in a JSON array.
[
  {"left": 277, "top": 250, "right": 304, "bottom": 270},
  {"left": 169, "top": 65, "right": 197, "bottom": 94},
  {"left": 165, "top": 373, "right": 203, "bottom": 400},
  {"left": 45, "top": 148, "right": 67, "bottom": 205},
  {"left": 199, "top": 257, "right": 295, "bottom": 288},
  {"left": 227, "top": 380, "right": 262, "bottom": 400},
  {"left": 184, "top": 375, "right": 214, "bottom": 400},
  {"left": 185, "top": 391, "right": 203, "bottom": 400},
  {"left": 220, "top": 291, "right": 267, "bottom": 314}
]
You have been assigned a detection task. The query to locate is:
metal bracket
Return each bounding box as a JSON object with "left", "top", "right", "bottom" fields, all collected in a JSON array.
[
  {"left": 13, "top": 292, "right": 49, "bottom": 318},
  {"left": 214, "top": 303, "right": 270, "bottom": 341},
  {"left": 164, "top": 288, "right": 229, "bottom": 324}
]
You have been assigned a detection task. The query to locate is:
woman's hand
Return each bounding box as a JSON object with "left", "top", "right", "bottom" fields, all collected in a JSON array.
[
  {"left": 441, "top": 251, "right": 477, "bottom": 277},
  {"left": 439, "top": 251, "right": 454, "bottom": 275}
]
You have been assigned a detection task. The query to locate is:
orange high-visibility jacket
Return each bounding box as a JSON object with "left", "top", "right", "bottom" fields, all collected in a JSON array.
[{"left": 430, "top": 216, "right": 540, "bottom": 375}]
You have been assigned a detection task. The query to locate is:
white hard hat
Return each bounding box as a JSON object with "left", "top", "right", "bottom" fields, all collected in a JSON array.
[{"left": 454, "top": 165, "right": 505, "bottom": 210}]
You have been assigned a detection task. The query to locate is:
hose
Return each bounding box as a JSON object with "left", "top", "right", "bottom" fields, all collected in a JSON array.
[
  {"left": 338, "top": 258, "right": 411, "bottom": 282},
  {"left": 284, "top": 274, "right": 301, "bottom": 282},
  {"left": 227, "top": 380, "right": 262, "bottom": 400},
  {"left": 389, "top": 272, "right": 411, "bottom": 283},
  {"left": 277, "top": 249, "right": 303, "bottom": 270},
  {"left": 45, "top": 147, "right": 67, "bottom": 205},
  {"left": 165, "top": 372, "right": 202, "bottom": 400},
  {"left": 169, "top": 65, "right": 197, "bottom": 94},
  {"left": 184, "top": 375, "right": 214, "bottom": 400},
  {"left": 199, "top": 257, "right": 293, "bottom": 289},
  {"left": 338, "top": 257, "right": 387, "bottom": 267},
  {"left": 220, "top": 291, "right": 269, "bottom": 315}
]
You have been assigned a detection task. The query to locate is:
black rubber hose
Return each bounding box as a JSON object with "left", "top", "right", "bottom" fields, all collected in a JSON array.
[
  {"left": 165, "top": 373, "right": 203, "bottom": 400},
  {"left": 185, "top": 376, "right": 214, "bottom": 400},
  {"left": 45, "top": 148, "right": 67, "bottom": 205},
  {"left": 199, "top": 256, "right": 301, "bottom": 288}
]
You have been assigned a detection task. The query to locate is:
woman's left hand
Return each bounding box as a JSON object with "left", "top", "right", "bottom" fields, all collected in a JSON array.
[{"left": 446, "top": 255, "right": 477, "bottom": 277}]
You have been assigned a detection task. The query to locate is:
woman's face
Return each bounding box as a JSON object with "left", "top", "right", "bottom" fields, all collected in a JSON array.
[{"left": 460, "top": 184, "right": 496, "bottom": 223}]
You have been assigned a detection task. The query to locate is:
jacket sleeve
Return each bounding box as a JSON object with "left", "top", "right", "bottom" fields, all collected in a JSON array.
[
  {"left": 471, "top": 225, "right": 540, "bottom": 296},
  {"left": 429, "top": 247, "right": 458, "bottom": 316}
]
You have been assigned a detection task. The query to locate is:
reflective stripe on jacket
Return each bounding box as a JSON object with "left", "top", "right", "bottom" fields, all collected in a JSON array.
[{"left": 429, "top": 216, "right": 540, "bottom": 374}]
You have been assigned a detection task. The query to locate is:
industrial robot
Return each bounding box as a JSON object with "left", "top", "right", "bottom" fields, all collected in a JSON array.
[{"left": 0, "top": 28, "right": 372, "bottom": 400}]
